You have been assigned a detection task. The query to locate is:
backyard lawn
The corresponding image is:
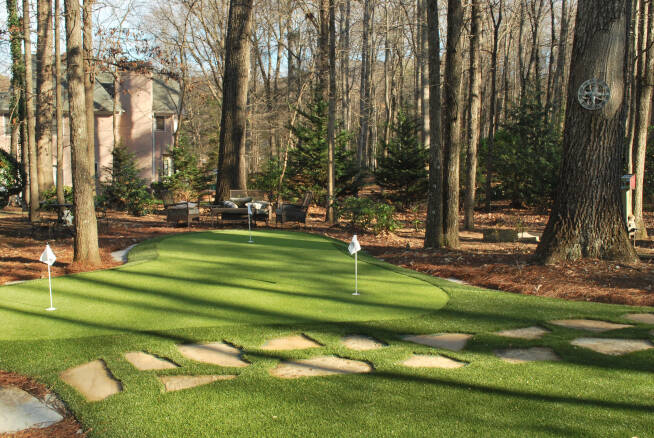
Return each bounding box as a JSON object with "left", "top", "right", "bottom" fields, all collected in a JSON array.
[{"left": 0, "top": 230, "right": 652, "bottom": 437}]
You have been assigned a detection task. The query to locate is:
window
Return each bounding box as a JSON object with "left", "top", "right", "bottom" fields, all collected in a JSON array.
[
  {"left": 162, "top": 155, "right": 173, "bottom": 177},
  {"left": 3, "top": 115, "right": 11, "bottom": 136},
  {"left": 155, "top": 116, "right": 166, "bottom": 132}
]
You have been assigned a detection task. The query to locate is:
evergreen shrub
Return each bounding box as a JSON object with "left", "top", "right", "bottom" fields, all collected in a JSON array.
[
  {"left": 101, "top": 144, "right": 154, "bottom": 216},
  {"left": 336, "top": 196, "right": 399, "bottom": 234},
  {"left": 0, "top": 149, "right": 24, "bottom": 208}
]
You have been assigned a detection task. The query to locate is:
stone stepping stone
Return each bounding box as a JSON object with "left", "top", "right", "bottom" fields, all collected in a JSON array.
[
  {"left": 495, "top": 326, "right": 550, "bottom": 340},
  {"left": 402, "top": 333, "right": 473, "bottom": 351},
  {"left": 260, "top": 334, "right": 322, "bottom": 351},
  {"left": 341, "top": 335, "right": 387, "bottom": 351},
  {"left": 124, "top": 352, "right": 179, "bottom": 371},
  {"left": 0, "top": 386, "right": 63, "bottom": 433},
  {"left": 495, "top": 347, "right": 560, "bottom": 364},
  {"left": 158, "top": 375, "right": 236, "bottom": 392},
  {"left": 270, "top": 356, "right": 373, "bottom": 379},
  {"left": 177, "top": 342, "right": 249, "bottom": 367},
  {"left": 401, "top": 354, "right": 466, "bottom": 369},
  {"left": 548, "top": 319, "right": 633, "bottom": 332},
  {"left": 624, "top": 313, "right": 654, "bottom": 325},
  {"left": 570, "top": 338, "right": 654, "bottom": 356},
  {"left": 60, "top": 360, "right": 122, "bottom": 402},
  {"left": 110, "top": 244, "right": 137, "bottom": 263}
]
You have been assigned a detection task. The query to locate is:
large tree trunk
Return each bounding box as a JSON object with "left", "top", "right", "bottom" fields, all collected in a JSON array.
[
  {"left": 424, "top": 0, "right": 443, "bottom": 248},
  {"left": 83, "top": 0, "right": 95, "bottom": 188},
  {"left": 464, "top": 0, "right": 482, "bottom": 230},
  {"left": 535, "top": 0, "right": 637, "bottom": 264},
  {"left": 216, "top": 0, "right": 254, "bottom": 200},
  {"left": 442, "top": 0, "right": 464, "bottom": 248},
  {"left": 55, "top": 0, "right": 64, "bottom": 204},
  {"left": 632, "top": 0, "right": 653, "bottom": 239},
  {"left": 36, "top": 0, "right": 55, "bottom": 192},
  {"left": 24, "top": 0, "right": 40, "bottom": 221},
  {"left": 64, "top": 0, "right": 101, "bottom": 265}
]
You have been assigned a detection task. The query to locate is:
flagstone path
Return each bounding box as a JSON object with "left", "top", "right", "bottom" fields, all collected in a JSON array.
[{"left": 56, "top": 316, "right": 654, "bottom": 402}]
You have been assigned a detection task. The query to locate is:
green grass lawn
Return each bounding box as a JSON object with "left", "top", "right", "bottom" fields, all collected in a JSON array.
[{"left": 0, "top": 230, "right": 652, "bottom": 437}]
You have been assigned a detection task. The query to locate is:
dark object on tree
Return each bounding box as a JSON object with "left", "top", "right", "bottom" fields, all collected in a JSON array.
[
  {"left": 100, "top": 145, "right": 154, "bottom": 216},
  {"left": 0, "top": 149, "right": 25, "bottom": 208},
  {"left": 374, "top": 111, "right": 428, "bottom": 209},
  {"left": 162, "top": 191, "right": 200, "bottom": 227},
  {"left": 276, "top": 191, "right": 313, "bottom": 225}
]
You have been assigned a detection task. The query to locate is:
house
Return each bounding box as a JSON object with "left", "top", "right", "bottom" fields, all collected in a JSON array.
[{"left": 0, "top": 70, "right": 181, "bottom": 186}]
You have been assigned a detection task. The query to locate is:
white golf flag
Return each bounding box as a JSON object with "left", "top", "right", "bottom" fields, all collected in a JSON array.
[
  {"left": 39, "top": 244, "right": 57, "bottom": 266},
  {"left": 247, "top": 203, "right": 252, "bottom": 216},
  {"left": 348, "top": 235, "right": 361, "bottom": 255}
]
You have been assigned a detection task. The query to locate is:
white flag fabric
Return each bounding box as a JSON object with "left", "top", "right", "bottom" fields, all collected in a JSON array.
[
  {"left": 247, "top": 203, "right": 252, "bottom": 215},
  {"left": 39, "top": 244, "right": 57, "bottom": 266},
  {"left": 348, "top": 235, "right": 361, "bottom": 255}
]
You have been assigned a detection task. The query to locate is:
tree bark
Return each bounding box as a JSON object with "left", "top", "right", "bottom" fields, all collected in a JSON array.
[
  {"left": 535, "top": 0, "right": 638, "bottom": 264},
  {"left": 442, "top": 0, "right": 464, "bottom": 248},
  {"left": 424, "top": 0, "right": 443, "bottom": 248},
  {"left": 485, "top": 0, "right": 502, "bottom": 212},
  {"left": 55, "top": 0, "right": 64, "bottom": 204},
  {"left": 36, "top": 0, "right": 55, "bottom": 192},
  {"left": 551, "top": 0, "right": 569, "bottom": 128},
  {"left": 464, "top": 0, "right": 482, "bottom": 230},
  {"left": 83, "top": 0, "right": 95, "bottom": 188},
  {"left": 420, "top": 0, "right": 430, "bottom": 150},
  {"left": 24, "top": 0, "right": 40, "bottom": 221},
  {"left": 64, "top": 0, "right": 101, "bottom": 265},
  {"left": 216, "top": 0, "right": 254, "bottom": 200},
  {"left": 358, "top": 0, "right": 371, "bottom": 167},
  {"left": 326, "top": 0, "right": 336, "bottom": 224},
  {"left": 7, "top": 0, "right": 23, "bottom": 165}
]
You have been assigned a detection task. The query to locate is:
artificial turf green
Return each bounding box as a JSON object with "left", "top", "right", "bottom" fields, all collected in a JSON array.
[{"left": 0, "top": 230, "right": 652, "bottom": 437}]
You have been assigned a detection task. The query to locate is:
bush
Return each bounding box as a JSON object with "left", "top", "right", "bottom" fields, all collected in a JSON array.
[
  {"left": 0, "top": 149, "right": 25, "bottom": 208},
  {"left": 249, "top": 157, "right": 290, "bottom": 202},
  {"left": 374, "top": 111, "right": 428, "bottom": 208},
  {"left": 100, "top": 144, "right": 154, "bottom": 216},
  {"left": 336, "top": 196, "right": 399, "bottom": 234},
  {"left": 480, "top": 96, "right": 561, "bottom": 208}
]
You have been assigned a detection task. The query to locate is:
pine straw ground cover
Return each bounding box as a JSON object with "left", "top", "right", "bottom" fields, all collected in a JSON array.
[{"left": 0, "top": 204, "right": 653, "bottom": 437}]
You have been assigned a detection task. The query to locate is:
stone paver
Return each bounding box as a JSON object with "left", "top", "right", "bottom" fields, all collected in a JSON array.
[
  {"left": 624, "top": 313, "right": 654, "bottom": 325},
  {"left": 124, "top": 352, "right": 178, "bottom": 371},
  {"left": 260, "top": 334, "right": 322, "bottom": 351},
  {"left": 341, "top": 335, "right": 386, "bottom": 351},
  {"left": 495, "top": 347, "right": 560, "bottom": 364},
  {"left": 0, "top": 386, "right": 63, "bottom": 433},
  {"left": 177, "top": 342, "right": 249, "bottom": 367},
  {"left": 570, "top": 338, "right": 654, "bottom": 356},
  {"left": 495, "top": 326, "right": 550, "bottom": 340},
  {"left": 402, "top": 333, "right": 473, "bottom": 351},
  {"left": 110, "top": 244, "right": 137, "bottom": 263},
  {"left": 60, "top": 360, "right": 122, "bottom": 402},
  {"left": 401, "top": 354, "right": 466, "bottom": 369},
  {"left": 158, "top": 375, "right": 236, "bottom": 392},
  {"left": 270, "top": 356, "right": 372, "bottom": 378},
  {"left": 548, "top": 319, "right": 633, "bottom": 332}
]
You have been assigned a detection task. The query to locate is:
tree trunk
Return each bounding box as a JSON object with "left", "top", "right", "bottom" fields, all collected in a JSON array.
[
  {"left": 64, "top": 0, "right": 101, "bottom": 265},
  {"left": 24, "top": 0, "right": 40, "bottom": 221},
  {"left": 535, "top": 0, "right": 638, "bottom": 264},
  {"left": 318, "top": 0, "right": 329, "bottom": 103},
  {"left": 464, "top": 0, "right": 482, "bottom": 230},
  {"left": 420, "top": 0, "right": 430, "bottom": 150},
  {"left": 7, "top": 0, "right": 23, "bottom": 165},
  {"left": 358, "top": 0, "right": 371, "bottom": 167},
  {"left": 326, "top": 0, "right": 336, "bottom": 224},
  {"left": 442, "top": 0, "right": 464, "bottom": 248},
  {"left": 55, "top": 0, "right": 64, "bottom": 204},
  {"left": 485, "top": 0, "right": 502, "bottom": 212},
  {"left": 424, "top": 0, "right": 443, "bottom": 248},
  {"left": 632, "top": 0, "right": 653, "bottom": 239},
  {"left": 216, "top": 0, "right": 254, "bottom": 201},
  {"left": 551, "top": 0, "right": 569, "bottom": 128},
  {"left": 36, "top": 0, "right": 55, "bottom": 192},
  {"left": 83, "top": 0, "right": 95, "bottom": 189}
]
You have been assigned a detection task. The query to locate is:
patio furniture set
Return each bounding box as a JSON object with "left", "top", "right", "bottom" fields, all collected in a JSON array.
[{"left": 163, "top": 190, "right": 313, "bottom": 227}]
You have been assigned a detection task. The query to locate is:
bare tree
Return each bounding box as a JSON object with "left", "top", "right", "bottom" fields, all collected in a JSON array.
[
  {"left": 36, "top": 0, "right": 55, "bottom": 192},
  {"left": 24, "top": 0, "right": 40, "bottom": 221},
  {"left": 64, "top": 0, "right": 101, "bottom": 264},
  {"left": 83, "top": 0, "right": 96, "bottom": 190},
  {"left": 535, "top": 0, "right": 637, "bottom": 264},
  {"left": 55, "top": 0, "right": 64, "bottom": 204}
]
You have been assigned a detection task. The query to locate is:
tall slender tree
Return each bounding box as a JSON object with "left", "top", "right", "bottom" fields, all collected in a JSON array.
[
  {"left": 23, "top": 0, "right": 40, "bottom": 221},
  {"left": 216, "top": 0, "right": 254, "bottom": 200},
  {"left": 64, "top": 0, "right": 101, "bottom": 264},
  {"left": 424, "top": 0, "right": 443, "bottom": 248},
  {"left": 55, "top": 0, "right": 64, "bottom": 204},
  {"left": 83, "top": 0, "right": 96, "bottom": 190},
  {"left": 535, "top": 0, "right": 637, "bottom": 264},
  {"left": 36, "top": 0, "right": 55, "bottom": 192},
  {"left": 7, "top": 0, "right": 23, "bottom": 164},
  {"left": 326, "top": 0, "right": 336, "bottom": 224}
]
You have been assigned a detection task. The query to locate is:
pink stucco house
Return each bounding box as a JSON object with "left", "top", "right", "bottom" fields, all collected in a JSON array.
[{"left": 0, "top": 70, "right": 180, "bottom": 186}]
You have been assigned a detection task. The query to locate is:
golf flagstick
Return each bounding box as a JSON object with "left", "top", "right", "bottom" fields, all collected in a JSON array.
[
  {"left": 348, "top": 235, "right": 361, "bottom": 295},
  {"left": 247, "top": 204, "right": 254, "bottom": 243},
  {"left": 39, "top": 244, "right": 57, "bottom": 311}
]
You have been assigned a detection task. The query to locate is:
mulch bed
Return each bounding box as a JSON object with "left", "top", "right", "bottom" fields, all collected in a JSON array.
[{"left": 1, "top": 202, "right": 653, "bottom": 437}]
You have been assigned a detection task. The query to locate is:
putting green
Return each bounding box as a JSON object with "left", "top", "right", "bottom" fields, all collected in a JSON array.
[{"left": 0, "top": 230, "right": 448, "bottom": 341}]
